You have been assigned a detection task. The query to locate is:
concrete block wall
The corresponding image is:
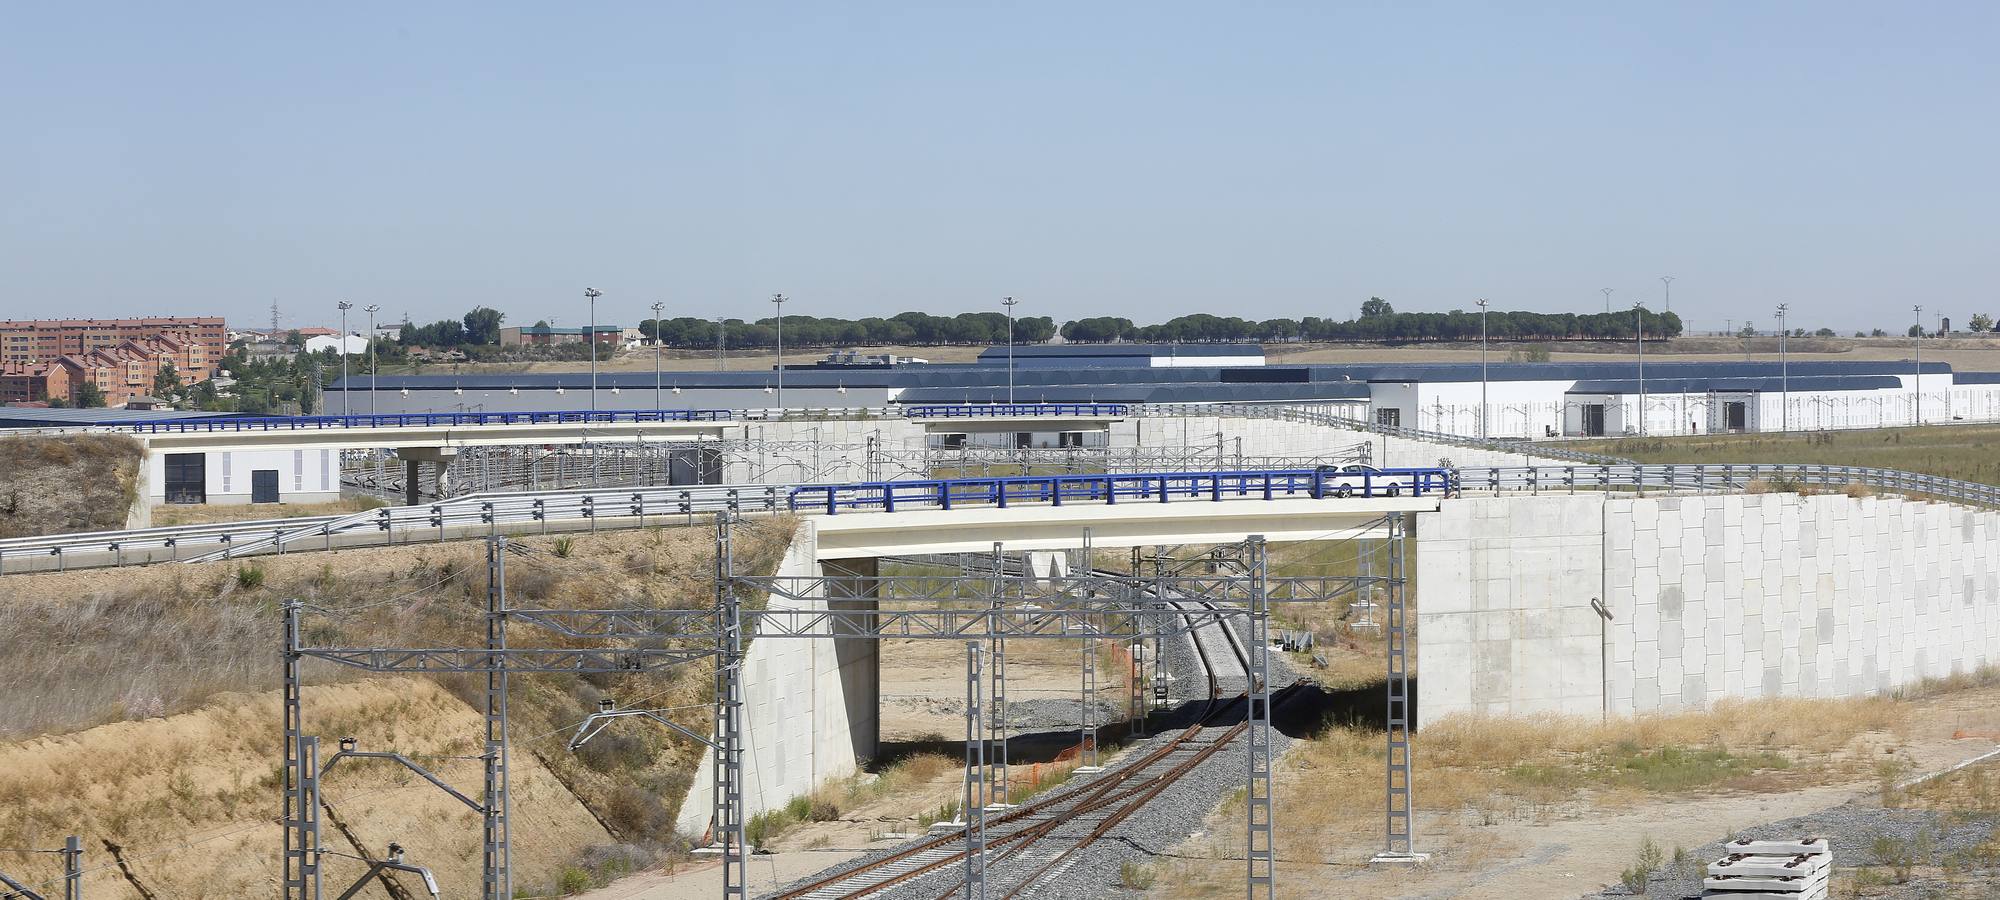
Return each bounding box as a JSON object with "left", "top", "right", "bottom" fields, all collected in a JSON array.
[
  {"left": 675, "top": 520, "right": 881, "bottom": 838},
  {"left": 1417, "top": 491, "right": 2000, "bottom": 726},
  {"left": 1416, "top": 494, "right": 1609, "bottom": 725},
  {"left": 1609, "top": 492, "right": 2000, "bottom": 714}
]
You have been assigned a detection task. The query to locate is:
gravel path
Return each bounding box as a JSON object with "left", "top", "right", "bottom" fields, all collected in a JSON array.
[{"left": 1577, "top": 802, "right": 2000, "bottom": 899}]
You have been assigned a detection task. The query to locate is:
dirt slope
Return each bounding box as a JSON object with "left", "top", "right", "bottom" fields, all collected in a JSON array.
[
  {"left": 0, "top": 434, "right": 144, "bottom": 538},
  {"left": 0, "top": 679, "right": 611, "bottom": 898}
]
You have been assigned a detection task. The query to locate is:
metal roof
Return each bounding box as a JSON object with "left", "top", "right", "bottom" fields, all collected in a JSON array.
[
  {"left": 1566, "top": 375, "right": 1904, "bottom": 394},
  {"left": 329, "top": 358, "right": 1953, "bottom": 394},
  {"left": 1954, "top": 372, "right": 2000, "bottom": 384},
  {"left": 976, "top": 343, "right": 1263, "bottom": 361},
  {"left": 894, "top": 381, "right": 1370, "bottom": 405}
]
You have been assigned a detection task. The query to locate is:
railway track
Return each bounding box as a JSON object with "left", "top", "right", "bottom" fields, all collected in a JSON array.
[{"left": 771, "top": 575, "right": 1261, "bottom": 900}]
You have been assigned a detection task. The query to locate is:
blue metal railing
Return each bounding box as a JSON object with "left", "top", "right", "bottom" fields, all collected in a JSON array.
[
  {"left": 788, "top": 467, "right": 1456, "bottom": 514},
  {"left": 115, "top": 409, "right": 740, "bottom": 433},
  {"left": 901, "top": 403, "right": 1131, "bottom": 418}
]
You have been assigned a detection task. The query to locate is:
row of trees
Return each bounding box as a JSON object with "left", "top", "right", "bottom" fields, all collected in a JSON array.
[
  {"left": 1059, "top": 300, "right": 1685, "bottom": 343},
  {"left": 398, "top": 306, "right": 504, "bottom": 347},
  {"left": 637, "top": 311, "right": 1059, "bottom": 350}
]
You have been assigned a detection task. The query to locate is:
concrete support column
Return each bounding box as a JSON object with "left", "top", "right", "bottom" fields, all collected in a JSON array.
[{"left": 394, "top": 447, "right": 458, "bottom": 506}]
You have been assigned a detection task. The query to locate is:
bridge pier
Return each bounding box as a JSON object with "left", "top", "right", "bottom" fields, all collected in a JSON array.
[{"left": 394, "top": 447, "right": 457, "bottom": 505}]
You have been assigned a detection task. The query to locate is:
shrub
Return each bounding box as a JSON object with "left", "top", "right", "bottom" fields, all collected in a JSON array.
[
  {"left": 557, "top": 865, "right": 591, "bottom": 894},
  {"left": 553, "top": 536, "right": 576, "bottom": 558},
  {"left": 235, "top": 565, "right": 266, "bottom": 590},
  {"left": 809, "top": 798, "right": 841, "bottom": 822}
]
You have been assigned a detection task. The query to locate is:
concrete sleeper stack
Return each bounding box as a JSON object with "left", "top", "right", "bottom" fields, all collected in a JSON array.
[{"left": 1702, "top": 837, "right": 1831, "bottom": 899}]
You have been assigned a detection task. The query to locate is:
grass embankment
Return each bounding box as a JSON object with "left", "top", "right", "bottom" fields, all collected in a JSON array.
[
  {"left": 1573, "top": 425, "right": 2000, "bottom": 487},
  {"left": 0, "top": 522, "right": 794, "bottom": 896},
  {"left": 0, "top": 434, "right": 143, "bottom": 537}
]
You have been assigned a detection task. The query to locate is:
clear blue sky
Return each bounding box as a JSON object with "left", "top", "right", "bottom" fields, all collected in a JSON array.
[{"left": 2, "top": 3, "right": 1993, "bottom": 334}]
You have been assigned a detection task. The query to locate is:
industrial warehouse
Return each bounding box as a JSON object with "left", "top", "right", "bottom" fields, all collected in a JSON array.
[{"left": 324, "top": 343, "right": 2000, "bottom": 439}]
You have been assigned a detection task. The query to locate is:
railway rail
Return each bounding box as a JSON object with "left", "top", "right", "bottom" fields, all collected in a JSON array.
[{"left": 772, "top": 574, "right": 1263, "bottom": 900}]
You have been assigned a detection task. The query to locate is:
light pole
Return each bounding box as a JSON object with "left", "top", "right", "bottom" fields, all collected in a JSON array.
[
  {"left": 364, "top": 304, "right": 380, "bottom": 417},
  {"left": 337, "top": 301, "right": 353, "bottom": 417},
  {"left": 771, "top": 294, "right": 787, "bottom": 411},
  {"left": 1476, "top": 298, "right": 1489, "bottom": 439},
  {"left": 584, "top": 288, "right": 602, "bottom": 413},
  {"left": 1002, "top": 296, "right": 1019, "bottom": 404},
  {"left": 1660, "top": 275, "right": 1675, "bottom": 313},
  {"left": 1774, "top": 304, "right": 1789, "bottom": 432},
  {"left": 716, "top": 317, "right": 726, "bottom": 371},
  {"left": 1634, "top": 301, "right": 1646, "bottom": 436},
  {"left": 1914, "top": 304, "right": 1924, "bottom": 425},
  {"left": 651, "top": 301, "right": 665, "bottom": 410},
  {"left": 1601, "top": 287, "right": 1614, "bottom": 314}
]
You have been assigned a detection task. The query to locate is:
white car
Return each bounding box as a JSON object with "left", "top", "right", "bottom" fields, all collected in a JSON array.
[{"left": 1312, "top": 464, "right": 1419, "bottom": 498}]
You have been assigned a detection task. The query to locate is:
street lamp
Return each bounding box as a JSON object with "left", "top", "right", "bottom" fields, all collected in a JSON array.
[
  {"left": 1601, "top": 287, "right": 1614, "bottom": 314},
  {"left": 364, "top": 304, "right": 380, "bottom": 417},
  {"left": 1774, "top": 304, "right": 1789, "bottom": 432},
  {"left": 1475, "top": 298, "right": 1489, "bottom": 439},
  {"left": 1002, "top": 296, "right": 1020, "bottom": 404},
  {"left": 1660, "top": 275, "right": 1675, "bottom": 313},
  {"left": 651, "top": 301, "right": 665, "bottom": 410},
  {"left": 1633, "top": 301, "right": 1647, "bottom": 436},
  {"left": 584, "top": 288, "right": 602, "bottom": 413},
  {"left": 716, "top": 316, "right": 726, "bottom": 371},
  {"left": 1914, "top": 304, "right": 1924, "bottom": 424},
  {"left": 337, "top": 301, "right": 353, "bottom": 417},
  {"left": 771, "top": 294, "right": 787, "bottom": 411}
]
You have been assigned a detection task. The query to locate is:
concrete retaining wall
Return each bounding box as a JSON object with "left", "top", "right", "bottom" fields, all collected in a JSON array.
[
  {"left": 1417, "top": 491, "right": 2000, "bottom": 726},
  {"left": 675, "top": 520, "right": 880, "bottom": 839}
]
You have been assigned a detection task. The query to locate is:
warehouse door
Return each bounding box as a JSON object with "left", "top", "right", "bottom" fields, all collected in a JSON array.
[
  {"left": 251, "top": 469, "right": 280, "bottom": 504},
  {"left": 164, "top": 452, "right": 207, "bottom": 504},
  {"left": 1724, "top": 401, "right": 1747, "bottom": 432},
  {"left": 1582, "top": 404, "right": 1606, "bottom": 437}
]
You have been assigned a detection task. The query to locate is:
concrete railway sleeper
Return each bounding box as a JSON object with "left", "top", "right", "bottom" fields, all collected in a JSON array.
[{"left": 775, "top": 583, "right": 1257, "bottom": 899}]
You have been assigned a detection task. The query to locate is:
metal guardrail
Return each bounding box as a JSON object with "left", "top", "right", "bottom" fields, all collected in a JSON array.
[
  {"left": 1133, "top": 402, "right": 1635, "bottom": 465},
  {"left": 113, "top": 408, "right": 741, "bottom": 433},
  {"left": 0, "top": 484, "right": 783, "bottom": 573},
  {"left": 902, "top": 403, "right": 1131, "bottom": 418},
  {"left": 1457, "top": 463, "right": 2000, "bottom": 508},
  {"left": 788, "top": 467, "right": 1456, "bottom": 514},
  {"left": 4, "top": 461, "right": 1996, "bottom": 574},
  {"left": 21, "top": 404, "right": 1136, "bottom": 436}
]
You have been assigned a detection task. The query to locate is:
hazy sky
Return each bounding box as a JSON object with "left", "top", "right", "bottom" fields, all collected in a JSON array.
[{"left": 2, "top": 3, "right": 1993, "bottom": 334}]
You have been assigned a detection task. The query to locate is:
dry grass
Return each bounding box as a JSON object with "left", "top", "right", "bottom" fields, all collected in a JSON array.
[
  {"left": 0, "top": 434, "right": 143, "bottom": 538},
  {"left": 147, "top": 494, "right": 387, "bottom": 526},
  {"left": 1575, "top": 426, "right": 2000, "bottom": 487},
  {"left": 1155, "top": 695, "right": 1911, "bottom": 897},
  {"left": 0, "top": 518, "right": 797, "bottom": 894}
]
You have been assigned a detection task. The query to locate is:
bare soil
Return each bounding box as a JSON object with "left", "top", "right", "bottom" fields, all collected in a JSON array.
[
  {"left": 1154, "top": 683, "right": 2000, "bottom": 899},
  {"left": 0, "top": 433, "right": 143, "bottom": 537}
]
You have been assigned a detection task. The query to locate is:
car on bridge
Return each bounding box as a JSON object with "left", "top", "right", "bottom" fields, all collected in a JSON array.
[{"left": 1310, "top": 464, "right": 1441, "bottom": 498}]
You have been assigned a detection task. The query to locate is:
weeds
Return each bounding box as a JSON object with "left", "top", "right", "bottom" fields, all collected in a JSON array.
[
  {"left": 1620, "top": 836, "right": 1664, "bottom": 895},
  {"left": 553, "top": 536, "right": 576, "bottom": 558},
  {"left": 235, "top": 565, "right": 266, "bottom": 590},
  {"left": 1120, "top": 859, "right": 1158, "bottom": 889},
  {"left": 1870, "top": 828, "right": 1932, "bottom": 883}
]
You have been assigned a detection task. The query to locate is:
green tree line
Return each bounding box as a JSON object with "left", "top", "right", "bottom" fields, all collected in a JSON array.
[
  {"left": 638, "top": 311, "right": 1060, "bottom": 349},
  {"left": 1060, "top": 300, "right": 1684, "bottom": 343}
]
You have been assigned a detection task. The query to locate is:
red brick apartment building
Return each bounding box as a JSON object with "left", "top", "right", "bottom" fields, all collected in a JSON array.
[{"left": 0, "top": 317, "right": 227, "bottom": 407}]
